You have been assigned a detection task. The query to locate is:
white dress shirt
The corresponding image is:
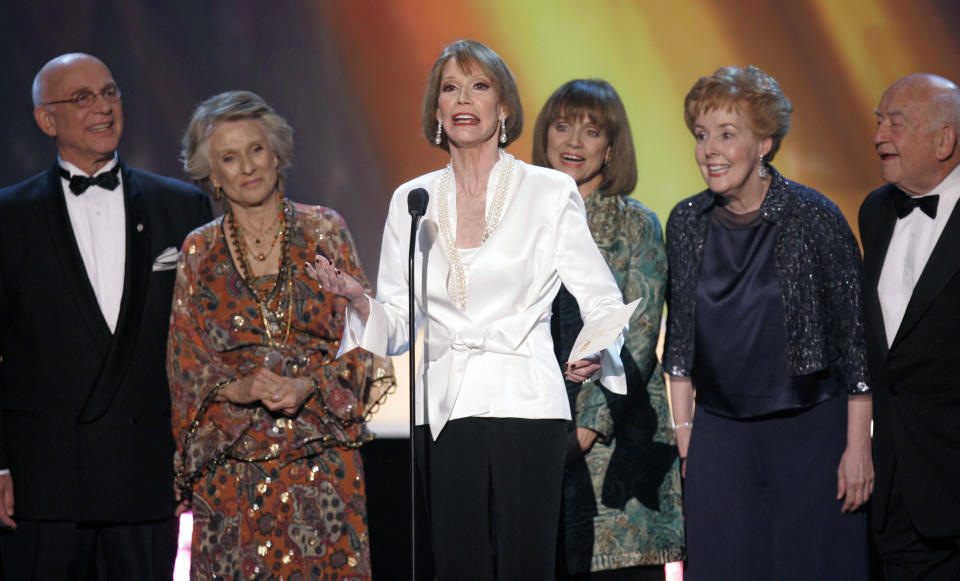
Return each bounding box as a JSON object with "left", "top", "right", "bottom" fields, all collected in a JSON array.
[
  {"left": 60, "top": 156, "right": 126, "bottom": 333},
  {"left": 340, "top": 157, "right": 627, "bottom": 438},
  {"left": 878, "top": 164, "right": 960, "bottom": 347}
]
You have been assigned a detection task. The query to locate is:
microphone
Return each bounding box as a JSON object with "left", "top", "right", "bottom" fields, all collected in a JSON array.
[
  {"left": 407, "top": 187, "right": 429, "bottom": 218},
  {"left": 405, "top": 186, "right": 428, "bottom": 579}
]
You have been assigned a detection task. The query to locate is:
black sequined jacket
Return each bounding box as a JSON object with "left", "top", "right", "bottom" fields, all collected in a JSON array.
[{"left": 664, "top": 167, "right": 870, "bottom": 395}]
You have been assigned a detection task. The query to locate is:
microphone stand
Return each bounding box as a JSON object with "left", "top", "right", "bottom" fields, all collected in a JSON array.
[
  {"left": 406, "top": 189, "right": 427, "bottom": 580},
  {"left": 408, "top": 215, "right": 418, "bottom": 581}
]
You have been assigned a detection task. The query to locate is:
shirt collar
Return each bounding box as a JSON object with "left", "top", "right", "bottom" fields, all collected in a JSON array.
[
  {"left": 921, "top": 162, "right": 960, "bottom": 201},
  {"left": 58, "top": 153, "right": 119, "bottom": 178}
]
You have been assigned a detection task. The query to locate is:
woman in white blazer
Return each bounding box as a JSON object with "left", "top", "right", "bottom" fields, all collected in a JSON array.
[{"left": 307, "top": 40, "right": 626, "bottom": 580}]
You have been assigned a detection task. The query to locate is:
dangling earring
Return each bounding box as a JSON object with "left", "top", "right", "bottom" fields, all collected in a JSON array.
[
  {"left": 499, "top": 118, "right": 507, "bottom": 144},
  {"left": 434, "top": 120, "right": 443, "bottom": 145},
  {"left": 758, "top": 154, "right": 768, "bottom": 179},
  {"left": 212, "top": 184, "right": 223, "bottom": 201}
]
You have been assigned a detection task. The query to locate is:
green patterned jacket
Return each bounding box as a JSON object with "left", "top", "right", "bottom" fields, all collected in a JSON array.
[{"left": 552, "top": 190, "right": 686, "bottom": 573}]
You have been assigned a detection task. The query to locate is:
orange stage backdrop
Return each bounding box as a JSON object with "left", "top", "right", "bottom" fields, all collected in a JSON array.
[
  {"left": 320, "top": 0, "right": 960, "bottom": 235},
  {"left": 2, "top": 0, "right": 959, "bottom": 433}
]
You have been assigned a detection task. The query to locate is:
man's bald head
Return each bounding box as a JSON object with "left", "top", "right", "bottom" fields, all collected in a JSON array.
[
  {"left": 874, "top": 73, "right": 960, "bottom": 195},
  {"left": 32, "top": 53, "right": 110, "bottom": 108},
  {"left": 32, "top": 53, "right": 124, "bottom": 175},
  {"left": 888, "top": 73, "right": 960, "bottom": 131}
]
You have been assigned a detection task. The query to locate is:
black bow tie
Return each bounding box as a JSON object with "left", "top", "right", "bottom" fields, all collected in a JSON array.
[
  {"left": 60, "top": 164, "right": 121, "bottom": 195},
  {"left": 893, "top": 191, "right": 938, "bottom": 219}
]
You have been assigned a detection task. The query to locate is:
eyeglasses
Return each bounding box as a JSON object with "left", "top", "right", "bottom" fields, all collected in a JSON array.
[{"left": 43, "top": 86, "right": 122, "bottom": 108}]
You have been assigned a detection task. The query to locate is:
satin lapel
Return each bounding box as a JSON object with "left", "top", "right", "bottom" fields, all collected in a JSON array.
[
  {"left": 40, "top": 164, "right": 112, "bottom": 346},
  {"left": 862, "top": 187, "right": 897, "bottom": 358},
  {"left": 892, "top": 200, "right": 960, "bottom": 349},
  {"left": 78, "top": 165, "right": 152, "bottom": 423}
]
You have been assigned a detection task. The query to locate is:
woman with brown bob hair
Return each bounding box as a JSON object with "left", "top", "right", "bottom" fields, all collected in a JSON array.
[
  {"left": 532, "top": 79, "right": 685, "bottom": 579},
  {"left": 170, "top": 90, "right": 395, "bottom": 580},
  {"left": 664, "top": 66, "right": 873, "bottom": 579},
  {"left": 307, "top": 41, "right": 628, "bottom": 579}
]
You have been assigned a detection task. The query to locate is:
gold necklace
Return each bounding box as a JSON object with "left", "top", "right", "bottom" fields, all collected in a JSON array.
[
  {"left": 228, "top": 194, "right": 294, "bottom": 362},
  {"left": 236, "top": 208, "right": 282, "bottom": 262}
]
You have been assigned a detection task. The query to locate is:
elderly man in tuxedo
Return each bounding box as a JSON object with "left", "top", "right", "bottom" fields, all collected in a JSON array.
[
  {"left": 860, "top": 73, "right": 960, "bottom": 580},
  {"left": 0, "top": 53, "right": 211, "bottom": 580}
]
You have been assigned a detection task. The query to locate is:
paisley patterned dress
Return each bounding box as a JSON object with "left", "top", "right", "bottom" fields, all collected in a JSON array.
[
  {"left": 553, "top": 191, "right": 685, "bottom": 573},
  {"left": 168, "top": 202, "right": 394, "bottom": 581}
]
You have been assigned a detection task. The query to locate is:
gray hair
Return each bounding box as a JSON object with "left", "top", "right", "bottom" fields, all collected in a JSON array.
[{"left": 181, "top": 91, "right": 293, "bottom": 196}]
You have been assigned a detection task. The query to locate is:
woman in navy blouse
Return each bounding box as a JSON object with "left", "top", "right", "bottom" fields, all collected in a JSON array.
[{"left": 664, "top": 65, "right": 873, "bottom": 580}]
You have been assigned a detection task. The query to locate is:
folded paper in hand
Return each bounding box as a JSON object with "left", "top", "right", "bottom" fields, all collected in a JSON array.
[{"left": 567, "top": 297, "right": 644, "bottom": 362}]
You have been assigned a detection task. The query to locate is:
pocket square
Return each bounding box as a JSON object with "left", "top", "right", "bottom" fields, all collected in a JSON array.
[{"left": 152, "top": 246, "right": 181, "bottom": 272}]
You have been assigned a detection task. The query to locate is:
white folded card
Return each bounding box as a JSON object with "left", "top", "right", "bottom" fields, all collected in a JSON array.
[{"left": 567, "top": 297, "right": 644, "bottom": 362}]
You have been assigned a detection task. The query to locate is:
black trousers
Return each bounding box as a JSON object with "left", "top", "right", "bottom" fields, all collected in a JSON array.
[
  {"left": 684, "top": 396, "right": 868, "bottom": 581},
  {"left": 415, "top": 417, "right": 566, "bottom": 581},
  {"left": 874, "top": 467, "right": 960, "bottom": 581},
  {"left": 0, "top": 517, "right": 178, "bottom": 581}
]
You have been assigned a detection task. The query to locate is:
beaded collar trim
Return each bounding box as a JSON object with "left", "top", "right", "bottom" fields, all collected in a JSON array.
[{"left": 435, "top": 150, "right": 515, "bottom": 310}]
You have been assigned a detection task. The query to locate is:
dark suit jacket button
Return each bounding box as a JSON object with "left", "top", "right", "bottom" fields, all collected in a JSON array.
[{"left": 129, "top": 417, "right": 139, "bottom": 425}]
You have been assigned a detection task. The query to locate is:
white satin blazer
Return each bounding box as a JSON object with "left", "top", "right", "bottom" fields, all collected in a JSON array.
[{"left": 341, "top": 156, "right": 626, "bottom": 438}]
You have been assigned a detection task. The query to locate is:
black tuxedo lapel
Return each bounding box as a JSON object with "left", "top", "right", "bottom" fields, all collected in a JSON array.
[
  {"left": 862, "top": 187, "right": 898, "bottom": 357},
  {"left": 78, "top": 164, "right": 152, "bottom": 423},
  {"left": 892, "top": 200, "right": 960, "bottom": 349},
  {"left": 40, "top": 165, "right": 112, "bottom": 351}
]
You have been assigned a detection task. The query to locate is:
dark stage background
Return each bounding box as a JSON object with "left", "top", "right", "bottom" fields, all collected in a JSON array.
[{"left": 1, "top": 2, "right": 393, "bottom": 279}]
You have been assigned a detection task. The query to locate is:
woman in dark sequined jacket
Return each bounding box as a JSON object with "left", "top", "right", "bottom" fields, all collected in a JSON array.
[{"left": 665, "top": 66, "right": 873, "bottom": 580}]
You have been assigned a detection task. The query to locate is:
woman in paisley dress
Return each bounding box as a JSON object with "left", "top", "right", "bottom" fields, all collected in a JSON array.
[
  {"left": 532, "top": 79, "right": 685, "bottom": 580},
  {"left": 168, "top": 90, "right": 394, "bottom": 581}
]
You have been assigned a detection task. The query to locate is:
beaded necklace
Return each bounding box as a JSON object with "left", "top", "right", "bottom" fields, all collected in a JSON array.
[
  {"left": 233, "top": 200, "right": 283, "bottom": 262},
  {"left": 228, "top": 193, "right": 294, "bottom": 366},
  {"left": 248, "top": 220, "right": 282, "bottom": 262},
  {"left": 436, "top": 150, "right": 514, "bottom": 310}
]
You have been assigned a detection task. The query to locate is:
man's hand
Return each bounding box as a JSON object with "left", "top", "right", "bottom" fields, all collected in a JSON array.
[{"left": 0, "top": 473, "right": 16, "bottom": 529}]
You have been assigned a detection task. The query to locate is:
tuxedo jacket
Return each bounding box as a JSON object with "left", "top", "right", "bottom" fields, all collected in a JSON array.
[
  {"left": 859, "top": 183, "right": 960, "bottom": 538},
  {"left": 0, "top": 162, "right": 211, "bottom": 523}
]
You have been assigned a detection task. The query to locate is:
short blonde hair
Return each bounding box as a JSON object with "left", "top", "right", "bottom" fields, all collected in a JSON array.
[
  {"left": 421, "top": 40, "right": 523, "bottom": 151},
  {"left": 684, "top": 65, "right": 792, "bottom": 161},
  {"left": 181, "top": 91, "right": 293, "bottom": 195},
  {"left": 531, "top": 79, "right": 637, "bottom": 197}
]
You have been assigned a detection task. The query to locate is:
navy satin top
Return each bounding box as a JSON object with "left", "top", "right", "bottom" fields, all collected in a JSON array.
[{"left": 692, "top": 205, "right": 840, "bottom": 418}]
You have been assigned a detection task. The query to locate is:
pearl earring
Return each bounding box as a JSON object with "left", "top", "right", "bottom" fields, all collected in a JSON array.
[
  {"left": 499, "top": 118, "right": 507, "bottom": 144},
  {"left": 434, "top": 120, "right": 443, "bottom": 145}
]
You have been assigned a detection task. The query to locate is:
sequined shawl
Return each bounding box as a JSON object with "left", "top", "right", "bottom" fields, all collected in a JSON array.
[{"left": 664, "top": 168, "right": 870, "bottom": 394}]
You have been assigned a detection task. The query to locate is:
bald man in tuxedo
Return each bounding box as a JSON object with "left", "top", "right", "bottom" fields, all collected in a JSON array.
[
  {"left": 859, "top": 73, "right": 960, "bottom": 581},
  {"left": 0, "top": 53, "right": 211, "bottom": 580}
]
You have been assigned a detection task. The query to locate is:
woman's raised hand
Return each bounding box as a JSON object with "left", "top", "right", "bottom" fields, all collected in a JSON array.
[
  {"left": 305, "top": 255, "right": 370, "bottom": 321},
  {"left": 305, "top": 256, "right": 363, "bottom": 300}
]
